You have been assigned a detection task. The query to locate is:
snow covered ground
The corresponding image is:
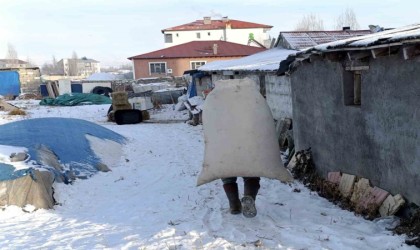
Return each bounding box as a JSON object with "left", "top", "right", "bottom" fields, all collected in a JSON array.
[{"left": 0, "top": 100, "right": 415, "bottom": 250}]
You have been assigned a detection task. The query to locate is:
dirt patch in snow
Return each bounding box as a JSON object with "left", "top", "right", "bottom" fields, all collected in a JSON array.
[
  {"left": 291, "top": 149, "right": 354, "bottom": 214},
  {"left": 394, "top": 209, "right": 420, "bottom": 248}
]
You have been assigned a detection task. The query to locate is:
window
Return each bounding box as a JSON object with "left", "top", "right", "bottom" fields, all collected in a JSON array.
[
  {"left": 190, "top": 61, "right": 206, "bottom": 70},
  {"left": 259, "top": 75, "right": 266, "bottom": 98},
  {"left": 196, "top": 32, "right": 201, "bottom": 39},
  {"left": 164, "top": 34, "right": 173, "bottom": 43},
  {"left": 343, "top": 70, "right": 362, "bottom": 106},
  {"left": 149, "top": 62, "right": 167, "bottom": 74}
]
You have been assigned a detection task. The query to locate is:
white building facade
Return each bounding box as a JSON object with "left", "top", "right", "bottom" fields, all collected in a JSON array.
[
  {"left": 58, "top": 58, "right": 101, "bottom": 77},
  {"left": 162, "top": 17, "right": 273, "bottom": 48}
]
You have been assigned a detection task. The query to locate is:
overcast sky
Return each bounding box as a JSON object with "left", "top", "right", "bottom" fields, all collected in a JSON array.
[{"left": 0, "top": 0, "right": 418, "bottom": 67}]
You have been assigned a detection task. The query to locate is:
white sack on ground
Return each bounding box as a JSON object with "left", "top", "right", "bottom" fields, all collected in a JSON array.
[{"left": 197, "top": 78, "right": 293, "bottom": 186}]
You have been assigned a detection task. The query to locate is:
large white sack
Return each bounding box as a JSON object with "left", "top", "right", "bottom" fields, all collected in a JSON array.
[{"left": 197, "top": 78, "right": 293, "bottom": 186}]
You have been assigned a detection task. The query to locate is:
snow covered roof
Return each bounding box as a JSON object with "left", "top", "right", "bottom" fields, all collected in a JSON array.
[
  {"left": 197, "top": 29, "right": 374, "bottom": 73},
  {"left": 276, "top": 30, "right": 372, "bottom": 50},
  {"left": 86, "top": 72, "right": 122, "bottom": 81},
  {"left": 198, "top": 47, "right": 297, "bottom": 72},
  {"left": 308, "top": 23, "right": 420, "bottom": 51},
  {"left": 277, "top": 23, "right": 420, "bottom": 75}
]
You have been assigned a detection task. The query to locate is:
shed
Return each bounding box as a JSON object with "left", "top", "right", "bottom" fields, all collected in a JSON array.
[
  {"left": 278, "top": 23, "right": 420, "bottom": 206},
  {"left": 198, "top": 28, "right": 372, "bottom": 123}
]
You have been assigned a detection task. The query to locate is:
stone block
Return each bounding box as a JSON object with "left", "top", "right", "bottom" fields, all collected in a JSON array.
[
  {"left": 339, "top": 173, "right": 356, "bottom": 198},
  {"left": 327, "top": 172, "right": 341, "bottom": 184},
  {"left": 379, "top": 194, "right": 405, "bottom": 217},
  {"left": 350, "top": 178, "right": 370, "bottom": 204},
  {"left": 358, "top": 186, "right": 389, "bottom": 210},
  {"left": 286, "top": 154, "right": 297, "bottom": 170}
]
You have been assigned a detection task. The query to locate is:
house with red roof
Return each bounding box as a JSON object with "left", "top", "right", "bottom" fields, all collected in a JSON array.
[
  {"left": 161, "top": 17, "right": 273, "bottom": 48},
  {"left": 128, "top": 40, "right": 266, "bottom": 79}
]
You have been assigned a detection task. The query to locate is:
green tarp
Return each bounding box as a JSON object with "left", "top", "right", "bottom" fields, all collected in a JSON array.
[{"left": 40, "top": 93, "right": 112, "bottom": 106}]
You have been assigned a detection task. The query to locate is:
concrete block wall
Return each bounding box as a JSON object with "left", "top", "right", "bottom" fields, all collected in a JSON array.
[
  {"left": 18, "top": 68, "right": 41, "bottom": 94},
  {"left": 291, "top": 55, "right": 420, "bottom": 205}
]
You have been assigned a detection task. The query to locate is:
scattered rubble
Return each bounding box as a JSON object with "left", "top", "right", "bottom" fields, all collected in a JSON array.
[
  {"left": 289, "top": 148, "right": 405, "bottom": 220},
  {"left": 289, "top": 148, "right": 420, "bottom": 247},
  {"left": 394, "top": 209, "right": 420, "bottom": 248}
]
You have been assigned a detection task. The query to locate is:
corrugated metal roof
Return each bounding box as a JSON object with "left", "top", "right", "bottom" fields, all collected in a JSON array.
[
  {"left": 278, "top": 30, "right": 372, "bottom": 50},
  {"left": 162, "top": 19, "right": 272, "bottom": 32},
  {"left": 128, "top": 41, "right": 266, "bottom": 60},
  {"left": 277, "top": 24, "right": 420, "bottom": 76}
]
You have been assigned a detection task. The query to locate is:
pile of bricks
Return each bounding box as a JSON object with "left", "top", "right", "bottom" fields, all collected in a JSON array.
[
  {"left": 327, "top": 172, "right": 405, "bottom": 217},
  {"left": 287, "top": 150, "right": 405, "bottom": 218}
]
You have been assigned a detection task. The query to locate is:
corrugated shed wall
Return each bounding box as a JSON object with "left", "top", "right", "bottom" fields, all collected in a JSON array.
[{"left": 0, "top": 71, "right": 20, "bottom": 96}]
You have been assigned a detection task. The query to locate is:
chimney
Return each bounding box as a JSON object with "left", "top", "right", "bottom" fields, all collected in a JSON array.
[
  {"left": 213, "top": 43, "right": 218, "bottom": 55},
  {"left": 204, "top": 17, "right": 211, "bottom": 25},
  {"left": 222, "top": 16, "right": 229, "bottom": 22},
  {"left": 342, "top": 26, "right": 351, "bottom": 31}
]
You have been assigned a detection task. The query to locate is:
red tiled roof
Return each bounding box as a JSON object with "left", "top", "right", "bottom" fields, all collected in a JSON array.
[
  {"left": 162, "top": 19, "right": 272, "bottom": 32},
  {"left": 128, "top": 41, "right": 266, "bottom": 60}
]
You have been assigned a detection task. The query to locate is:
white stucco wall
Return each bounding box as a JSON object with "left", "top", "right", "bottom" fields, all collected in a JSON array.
[
  {"left": 209, "top": 73, "right": 292, "bottom": 122},
  {"left": 265, "top": 75, "right": 292, "bottom": 121},
  {"left": 164, "top": 28, "right": 270, "bottom": 48}
]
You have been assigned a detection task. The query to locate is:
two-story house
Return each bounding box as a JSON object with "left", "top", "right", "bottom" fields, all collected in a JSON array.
[{"left": 162, "top": 17, "right": 273, "bottom": 48}]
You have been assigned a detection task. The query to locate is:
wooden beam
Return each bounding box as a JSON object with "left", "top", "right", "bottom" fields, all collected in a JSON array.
[
  {"left": 370, "top": 48, "right": 392, "bottom": 59},
  {"left": 347, "top": 51, "right": 371, "bottom": 60},
  {"left": 402, "top": 45, "right": 420, "bottom": 60},
  {"left": 345, "top": 65, "right": 370, "bottom": 71},
  {"left": 324, "top": 52, "right": 342, "bottom": 62}
]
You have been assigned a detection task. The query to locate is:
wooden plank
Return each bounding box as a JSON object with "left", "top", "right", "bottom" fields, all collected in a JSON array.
[
  {"left": 402, "top": 45, "right": 419, "bottom": 60},
  {"left": 345, "top": 65, "right": 370, "bottom": 71},
  {"left": 46, "top": 82, "right": 56, "bottom": 98},
  {"left": 347, "top": 51, "right": 371, "bottom": 60},
  {"left": 52, "top": 81, "right": 59, "bottom": 97}
]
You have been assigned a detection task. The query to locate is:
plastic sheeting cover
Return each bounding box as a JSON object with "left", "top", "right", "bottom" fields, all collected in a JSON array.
[
  {"left": 0, "top": 118, "right": 125, "bottom": 181},
  {"left": 40, "top": 93, "right": 112, "bottom": 106},
  {"left": 0, "top": 163, "right": 30, "bottom": 181}
]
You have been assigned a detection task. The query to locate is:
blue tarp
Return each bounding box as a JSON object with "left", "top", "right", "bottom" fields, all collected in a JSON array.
[
  {"left": 0, "top": 118, "right": 125, "bottom": 183},
  {"left": 0, "top": 71, "right": 20, "bottom": 96},
  {"left": 187, "top": 72, "right": 206, "bottom": 98},
  {"left": 0, "top": 163, "right": 31, "bottom": 182}
]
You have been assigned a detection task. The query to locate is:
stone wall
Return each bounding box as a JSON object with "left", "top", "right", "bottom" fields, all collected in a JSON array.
[{"left": 18, "top": 68, "right": 41, "bottom": 94}]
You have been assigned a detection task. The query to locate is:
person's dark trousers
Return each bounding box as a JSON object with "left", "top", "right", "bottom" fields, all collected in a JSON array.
[{"left": 222, "top": 177, "right": 241, "bottom": 214}]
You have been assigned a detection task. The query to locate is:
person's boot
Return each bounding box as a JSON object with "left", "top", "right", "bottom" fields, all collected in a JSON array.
[
  {"left": 223, "top": 183, "right": 242, "bottom": 214},
  {"left": 242, "top": 178, "right": 260, "bottom": 218}
]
